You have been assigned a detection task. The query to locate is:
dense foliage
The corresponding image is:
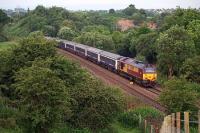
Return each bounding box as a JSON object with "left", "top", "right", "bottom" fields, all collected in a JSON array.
[
  {"left": 159, "top": 78, "right": 200, "bottom": 113},
  {"left": 0, "top": 9, "right": 9, "bottom": 41},
  {"left": 0, "top": 35, "right": 125, "bottom": 132}
]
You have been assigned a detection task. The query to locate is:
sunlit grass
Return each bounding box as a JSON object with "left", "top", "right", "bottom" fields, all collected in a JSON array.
[{"left": 0, "top": 41, "right": 17, "bottom": 50}]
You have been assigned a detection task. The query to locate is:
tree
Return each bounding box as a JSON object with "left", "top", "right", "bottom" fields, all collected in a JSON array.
[
  {"left": 131, "top": 12, "right": 146, "bottom": 25},
  {"left": 181, "top": 56, "right": 200, "bottom": 83},
  {"left": 62, "top": 19, "right": 75, "bottom": 29},
  {"left": 82, "top": 25, "right": 110, "bottom": 35},
  {"left": 187, "top": 20, "right": 200, "bottom": 54},
  {"left": 128, "top": 27, "right": 151, "bottom": 58},
  {"left": 159, "top": 78, "right": 200, "bottom": 113},
  {"left": 157, "top": 25, "right": 195, "bottom": 78},
  {"left": 0, "top": 9, "right": 9, "bottom": 41},
  {"left": 68, "top": 76, "right": 125, "bottom": 130},
  {"left": 161, "top": 8, "right": 200, "bottom": 30},
  {"left": 13, "top": 66, "right": 70, "bottom": 133},
  {"left": 33, "top": 5, "right": 47, "bottom": 17},
  {"left": 0, "top": 35, "right": 56, "bottom": 98},
  {"left": 74, "top": 32, "right": 114, "bottom": 51},
  {"left": 109, "top": 9, "right": 115, "bottom": 14},
  {"left": 43, "top": 25, "right": 56, "bottom": 37},
  {"left": 0, "top": 9, "right": 9, "bottom": 26},
  {"left": 27, "top": 15, "right": 47, "bottom": 32},
  {"left": 112, "top": 31, "right": 123, "bottom": 50},
  {"left": 49, "top": 56, "right": 88, "bottom": 87},
  {"left": 58, "top": 26, "right": 77, "bottom": 41},
  {"left": 135, "top": 32, "right": 158, "bottom": 64},
  {"left": 123, "top": 4, "right": 137, "bottom": 16},
  {"left": 10, "top": 35, "right": 56, "bottom": 70}
]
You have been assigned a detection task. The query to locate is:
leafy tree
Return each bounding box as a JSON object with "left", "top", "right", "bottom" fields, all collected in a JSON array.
[
  {"left": 34, "top": 56, "right": 88, "bottom": 87},
  {"left": 181, "top": 56, "right": 200, "bottom": 83},
  {"left": 43, "top": 25, "right": 56, "bottom": 37},
  {"left": 0, "top": 35, "right": 56, "bottom": 97},
  {"left": 10, "top": 35, "right": 56, "bottom": 70},
  {"left": 112, "top": 31, "right": 123, "bottom": 44},
  {"left": 0, "top": 49, "right": 15, "bottom": 97},
  {"left": 159, "top": 78, "right": 200, "bottom": 113},
  {"left": 62, "top": 19, "right": 75, "bottom": 29},
  {"left": 82, "top": 25, "right": 110, "bottom": 35},
  {"left": 135, "top": 32, "right": 158, "bottom": 63},
  {"left": 132, "top": 12, "right": 146, "bottom": 25},
  {"left": 0, "top": 9, "right": 9, "bottom": 26},
  {"left": 33, "top": 5, "right": 47, "bottom": 17},
  {"left": 123, "top": 4, "right": 137, "bottom": 16},
  {"left": 0, "top": 9, "right": 9, "bottom": 41},
  {"left": 58, "top": 26, "right": 77, "bottom": 41},
  {"left": 157, "top": 25, "right": 195, "bottom": 78},
  {"left": 68, "top": 76, "right": 125, "bottom": 130},
  {"left": 74, "top": 32, "right": 114, "bottom": 51},
  {"left": 13, "top": 65, "right": 70, "bottom": 133},
  {"left": 187, "top": 20, "right": 200, "bottom": 54},
  {"left": 109, "top": 9, "right": 115, "bottom": 14},
  {"left": 161, "top": 8, "right": 200, "bottom": 30},
  {"left": 128, "top": 27, "right": 151, "bottom": 58},
  {"left": 26, "top": 15, "right": 47, "bottom": 32}
]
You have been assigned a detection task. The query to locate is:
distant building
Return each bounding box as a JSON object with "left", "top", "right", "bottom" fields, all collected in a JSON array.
[{"left": 14, "top": 8, "right": 27, "bottom": 13}]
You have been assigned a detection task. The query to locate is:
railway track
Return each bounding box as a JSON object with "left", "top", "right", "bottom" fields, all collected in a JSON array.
[{"left": 57, "top": 49, "right": 166, "bottom": 112}]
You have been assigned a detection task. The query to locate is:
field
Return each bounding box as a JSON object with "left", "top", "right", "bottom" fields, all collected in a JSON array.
[{"left": 0, "top": 41, "right": 17, "bottom": 50}]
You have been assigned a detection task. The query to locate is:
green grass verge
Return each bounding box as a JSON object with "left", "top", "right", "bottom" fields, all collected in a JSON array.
[
  {"left": 0, "top": 41, "right": 17, "bottom": 50},
  {"left": 111, "top": 121, "right": 141, "bottom": 133}
]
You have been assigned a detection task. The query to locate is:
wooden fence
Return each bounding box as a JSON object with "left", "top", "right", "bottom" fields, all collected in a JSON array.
[
  {"left": 141, "top": 111, "right": 200, "bottom": 133},
  {"left": 159, "top": 111, "right": 200, "bottom": 133}
]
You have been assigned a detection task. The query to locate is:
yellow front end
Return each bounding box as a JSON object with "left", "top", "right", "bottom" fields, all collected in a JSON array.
[{"left": 143, "top": 73, "right": 157, "bottom": 81}]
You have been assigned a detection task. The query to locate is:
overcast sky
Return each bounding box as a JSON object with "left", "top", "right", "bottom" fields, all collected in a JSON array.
[{"left": 0, "top": 0, "right": 200, "bottom": 10}]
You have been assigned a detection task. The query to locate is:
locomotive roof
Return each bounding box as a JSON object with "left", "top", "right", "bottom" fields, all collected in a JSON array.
[
  {"left": 120, "top": 57, "right": 145, "bottom": 69},
  {"left": 100, "top": 51, "right": 123, "bottom": 60},
  {"left": 87, "top": 47, "right": 102, "bottom": 53}
]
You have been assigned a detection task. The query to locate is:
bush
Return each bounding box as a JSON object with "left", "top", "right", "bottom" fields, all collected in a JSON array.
[
  {"left": 159, "top": 78, "right": 200, "bottom": 113},
  {"left": 58, "top": 26, "right": 77, "bottom": 41},
  {"left": 68, "top": 77, "right": 125, "bottom": 131},
  {"left": 118, "top": 111, "right": 139, "bottom": 128},
  {"left": 118, "top": 107, "right": 164, "bottom": 128},
  {"left": 131, "top": 107, "right": 164, "bottom": 120}
]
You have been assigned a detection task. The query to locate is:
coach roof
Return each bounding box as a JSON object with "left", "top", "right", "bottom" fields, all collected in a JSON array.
[
  {"left": 100, "top": 51, "right": 122, "bottom": 60},
  {"left": 87, "top": 47, "right": 102, "bottom": 53}
]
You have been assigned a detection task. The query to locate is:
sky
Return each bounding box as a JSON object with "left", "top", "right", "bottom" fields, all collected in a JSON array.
[{"left": 0, "top": 0, "right": 200, "bottom": 10}]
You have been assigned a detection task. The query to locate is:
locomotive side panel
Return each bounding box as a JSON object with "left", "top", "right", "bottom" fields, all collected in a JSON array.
[{"left": 127, "top": 65, "right": 143, "bottom": 79}]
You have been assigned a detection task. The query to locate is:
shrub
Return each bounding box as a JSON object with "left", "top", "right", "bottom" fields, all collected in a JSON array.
[
  {"left": 68, "top": 77, "right": 125, "bottom": 131},
  {"left": 118, "top": 111, "right": 139, "bottom": 128},
  {"left": 118, "top": 107, "right": 164, "bottom": 128}
]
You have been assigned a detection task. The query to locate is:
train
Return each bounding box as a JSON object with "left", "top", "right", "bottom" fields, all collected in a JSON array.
[{"left": 49, "top": 37, "right": 157, "bottom": 87}]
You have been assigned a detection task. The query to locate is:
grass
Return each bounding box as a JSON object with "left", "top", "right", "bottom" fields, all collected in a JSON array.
[
  {"left": 110, "top": 121, "right": 142, "bottom": 133},
  {"left": 0, "top": 41, "right": 17, "bottom": 50}
]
